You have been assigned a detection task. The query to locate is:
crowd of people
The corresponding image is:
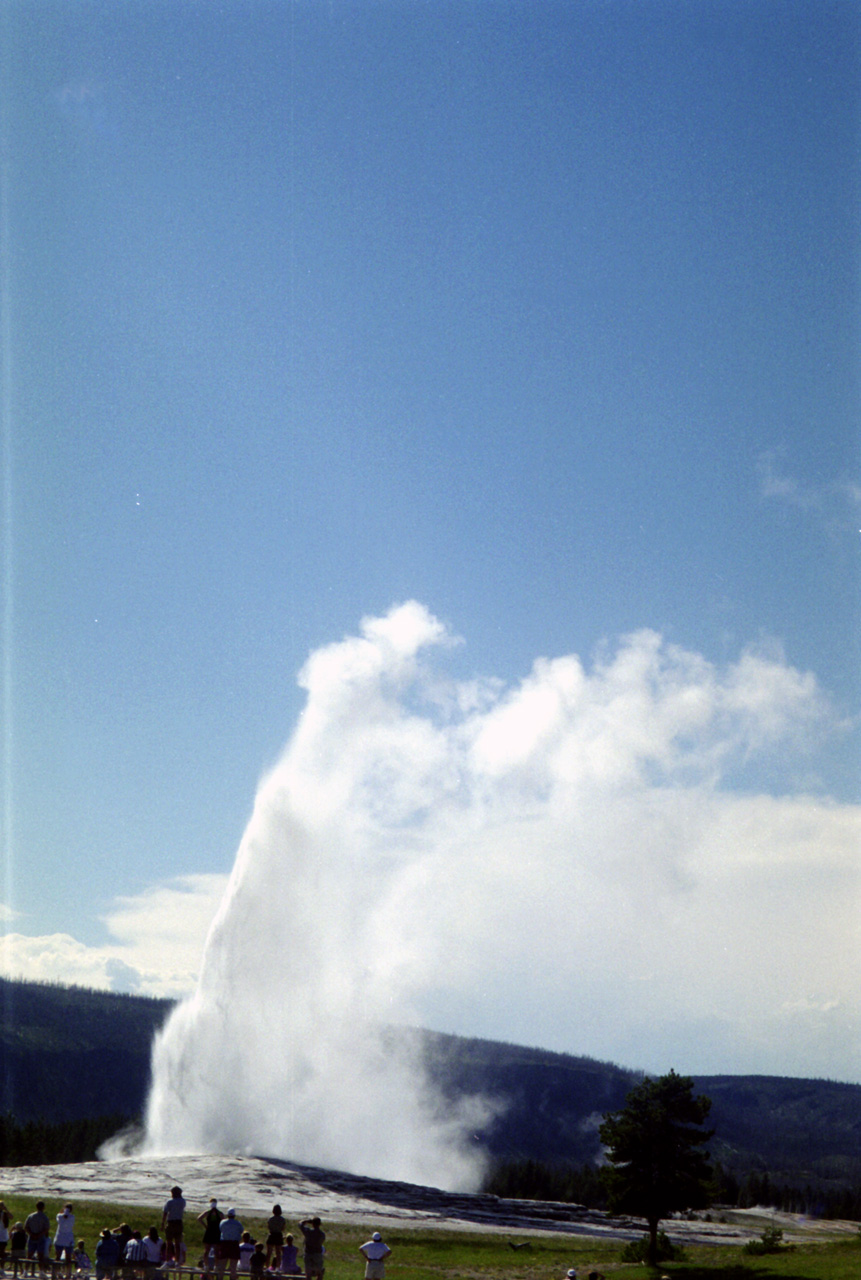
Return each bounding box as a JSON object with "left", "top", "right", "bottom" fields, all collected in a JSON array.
[{"left": 0, "top": 1194, "right": 392, "bottom": 1280}]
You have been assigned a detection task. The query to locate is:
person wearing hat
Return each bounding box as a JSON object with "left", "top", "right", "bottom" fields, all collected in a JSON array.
[
  {"left": 359, "top": 1233, "right": 391, "bottom": 1280},
  {"left": 565, "top": 1270, "right": 577, "bottom": 1279},
  {"left": 215, "top": 1210, "right": 243, "bottom": 1280},
  {"left": 95, "top": 1229, "right": 120, "bottom": 1280}
]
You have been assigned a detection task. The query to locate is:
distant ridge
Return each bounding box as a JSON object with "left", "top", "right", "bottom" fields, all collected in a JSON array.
[{"left": 2, "top": 977, "right": 860, "bottom": 1193}]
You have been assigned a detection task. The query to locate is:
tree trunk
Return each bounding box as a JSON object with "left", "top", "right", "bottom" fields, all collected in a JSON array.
[{"left": 647, "top": 1217, "right": 659, "bottom": 1267}]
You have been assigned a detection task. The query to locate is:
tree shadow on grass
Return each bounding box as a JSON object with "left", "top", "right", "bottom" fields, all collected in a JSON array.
[{"left": 664, "top": 1268, "right": 826, "bottom": 1280}]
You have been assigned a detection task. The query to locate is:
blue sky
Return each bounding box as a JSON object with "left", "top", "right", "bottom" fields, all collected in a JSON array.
[{"left": 2, "top": 1, "right": 860, "bottom": 1083}]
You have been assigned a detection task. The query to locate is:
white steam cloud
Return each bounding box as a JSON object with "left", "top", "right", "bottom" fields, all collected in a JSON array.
[{"left": 141, "top": 603, "right": 860, "bottom": 1186}]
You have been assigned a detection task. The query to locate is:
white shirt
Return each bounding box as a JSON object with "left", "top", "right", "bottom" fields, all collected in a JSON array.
[
  {"left": 360, "top": 1242, "right": 390, "bottom": 1261},
  {"left": 55, "top": 1214, "right": 75, "bottom": 1246}
]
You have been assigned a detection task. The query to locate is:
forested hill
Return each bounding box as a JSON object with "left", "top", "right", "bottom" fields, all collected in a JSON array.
[
  {"left": 416, "top": 1026, "right": 861, "bottom": 1187},
  {"left": 0, "top": 977, "right": 172, "bottom": 1122},
  {"left": 2, "top": 977, "right": 860, "bottom": 1194}
]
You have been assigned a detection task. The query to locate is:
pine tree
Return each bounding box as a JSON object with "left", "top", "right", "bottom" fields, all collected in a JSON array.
[{"left": 599, "top": 1070, "right": 713, "bottom": 1265}]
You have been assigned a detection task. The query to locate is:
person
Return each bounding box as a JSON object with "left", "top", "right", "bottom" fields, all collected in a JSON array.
[
  {"left": 0, "top": 1201, "right": 10, "bottom": 1266},
  {"left": 198, "top": 1202, "right": 223, "bottom": 1252},
  {"left": 197, "top": 1202, "right": 223, "bottom": 1278},
  {"left": 142, "top": 1228, "right": 163, "bottom": 1268},
  {"left": 110, "top": 1226, "right": 133, "bottom": 1265},
  {"left": 297, "top": 1220, "right": 324, "bottom": 1280},
  {"left": 162, "top": 1189, "right": 186, "bottom": 1264},
  {"left": 265, "top": 1207, "right": 285, "bottom": 1272},
  {"left": 215, "top": 1209, "right": 243, "bottom": 1280},
  {"left": 10, "top": 1222, "right": 28, "bottom": 1267},
  {"left": 237, "top": 1234, "right": 254, "bottom": 1274},
  {"left": 25, "top": 1201, "right": 51, "bottom": 1273},
  {"left": 74, "top": 1240, "right": 92, "bottom": 1274},
  {"left": 248, "top": 1245, "right": 266, "bottom": 1280},
  {"left": 123, "top": 1232, "right": 149, "bottom": 1278},
  {"left": 95, "top": 1228, "right": 120, "bottom": 1280},
  {"left": 280, "top": 1237, "right": 300, "bottom": 1276},
  {"left": 358, "top": 1233, "right": 391, "bottom": 1280},
  {"left": 55, "top": 1204, "right": 76, "bottom": 1263}
]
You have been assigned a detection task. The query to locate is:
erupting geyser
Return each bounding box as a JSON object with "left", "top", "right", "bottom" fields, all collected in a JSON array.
[
  {"left": 141, "top": 603, "right": 495, "bottom": 1189},
  {"left": 138, "top": 601, "right": 848, "bottom": 1181}
]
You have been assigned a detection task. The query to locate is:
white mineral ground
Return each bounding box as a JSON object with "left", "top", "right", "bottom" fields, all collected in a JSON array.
[{"left": 1, "top": 1156, "right": 857, "bottom": 1246}]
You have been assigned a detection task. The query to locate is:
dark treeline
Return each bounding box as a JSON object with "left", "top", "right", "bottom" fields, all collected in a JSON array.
[
  {"left": 483, "top": 1158, "right": 861, "bottom": 1223},
  {"left": 483, "top": 1159, "right": 608, "bottom": 1207},
  {"left": 0, "top": 1112, "right": 132, "bottom": 1165},
  {"left": 713, "top": 1164, "right": 861, "bottom": 1222}
]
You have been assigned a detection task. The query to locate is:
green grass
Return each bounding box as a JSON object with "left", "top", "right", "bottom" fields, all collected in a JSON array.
[{"left": 0, "top": 1197, "right": 857, "bottom": 1280}]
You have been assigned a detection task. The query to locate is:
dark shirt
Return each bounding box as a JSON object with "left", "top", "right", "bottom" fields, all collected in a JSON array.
[
  {"left": 25, "top": 1213, "right": 50, "bottom": 1240},
  {"left": 299, "top": 1225, "right": 325, "bottom": 1253},
  {"left": 96, "top": 1237, "right": 121, "bottom": 1266}
]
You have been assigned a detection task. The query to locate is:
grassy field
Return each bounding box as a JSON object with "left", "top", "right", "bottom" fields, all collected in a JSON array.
[{"left": 0, "top": 1196, "right": 858, "bottom": 1280}]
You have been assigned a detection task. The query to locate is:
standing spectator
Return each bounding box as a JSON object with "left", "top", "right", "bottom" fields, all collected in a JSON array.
[
  {"left": 248, "top": 1245, "right": 266, "bottom": 1280},
  {"left": 95, "top": 1228, "right": 120, "bottom": 1280},
  {"left": 197, "top": 1199, "right": 223, "bottom": 1269},
  {"left": 359, "top": 1233, "right": 391, "bottom": 1280},
  {"left": 24, "top": 1201, "right": 50, "bottom": 1273},
  {"left": 265, "top": 1207, "right": 286, "bottom": 1271},
  {"left": 162, "top": 1188, "right": 186, "bottom": 1263},
  {"left": 215, "top": 1209, "right": 243, "bottom": 1280},
  {"left": 55, "top": 1204, "right": 76, "bottom": 1262},
  {"left": 297, "top": 1220, "right": 325, "bottom": 1280},
  {"left": 0, "top": 1200, "right": 11, "bottom": 1266}
]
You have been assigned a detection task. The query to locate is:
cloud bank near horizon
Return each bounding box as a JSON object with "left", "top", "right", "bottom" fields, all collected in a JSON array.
[
  {"left": 0, "top": 875, "right": 227, "bottom": 997},
  {"left": 130, "top": 603, "right": 860, "bottom": 1188}
]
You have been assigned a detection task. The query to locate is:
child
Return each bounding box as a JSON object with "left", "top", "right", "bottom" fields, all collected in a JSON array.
[
  {"left": 237, "top": 1235, "right": 254, "bottom": 1275},
  {"left": 74, "top": 1241, "right": 92, "bottom": 1274},
  {"left": 279, "top": 1238, "right": 300, "bottom": 1277},
  {"left": 248, "top": 1245, "right": 266, "bottom": 1280},
  {"left": 10, "top": 1223, "right": 28, "bottom": 1267}
]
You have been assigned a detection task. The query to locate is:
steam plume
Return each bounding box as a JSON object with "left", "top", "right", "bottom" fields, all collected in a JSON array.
[{"left": 139, "top": 603, "right": 857, "bottom": 1180}]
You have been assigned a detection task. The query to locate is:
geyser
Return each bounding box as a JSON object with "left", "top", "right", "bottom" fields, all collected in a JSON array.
[
  {"left": 142, "top": 603, "right": 495, "bottom": 1189},
  {"left": 141, "top": 602, "right": 853, "bottom": 1178}
]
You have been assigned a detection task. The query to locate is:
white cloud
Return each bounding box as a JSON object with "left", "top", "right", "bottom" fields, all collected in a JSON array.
[
  {"left": 757, "top": 451, "right": 861, "bottom": 530},
  {"left": 139, "top": 605, "right": 859, "bottom": 1190},
  {"left": 0, "top": 874, "right": 227, "bottom": 997}
]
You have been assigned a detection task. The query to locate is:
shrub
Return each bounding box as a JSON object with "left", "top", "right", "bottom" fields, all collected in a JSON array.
[
  {"left": 742, "top": 1225, "right": 785, "bottom": 1255},
  {"left": 620, "top": 1231, "right": 683, "bottom": 1263}
]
